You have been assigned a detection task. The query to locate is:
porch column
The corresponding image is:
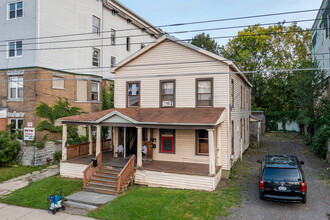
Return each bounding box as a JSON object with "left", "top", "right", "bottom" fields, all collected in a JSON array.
[
  {"left": 137, "top": 127, "right": 143, "bottom": 168},
  {"left": 96, "top": 125, "right": 101, "bottom": 155},
  {"left": 62, "top": 124, "right": 67, "bottom": 161},
  {"left": 88, "top": 125, "right": 93, "bottom": 155},
  {"left": 207, "top": 129, "right": 216, "bottom": 176},
  {"left": 216, "top": 126, "right": 221, "bottom": 165},
  {"left": 114, "top": 127, "right": 118, "bottom": 157},
  {"left": 124, "top": 127, "right": 127, "bottom": 158},
  {"left": 109, "top": 126, "right": 113, "bottom": 151}
]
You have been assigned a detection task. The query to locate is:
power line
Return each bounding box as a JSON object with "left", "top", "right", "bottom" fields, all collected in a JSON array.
[
  {"left": 0, "top": 18, "right": 317, "bottom": 48},
  {"left": 0, "top": 67, "right": 327, "bottom": 83},
  {"left": 0, "top": 8, "right": 322, "bottom": 43},
  {"left": 0, "top": 28, "right": 320, "bottom": 53}
]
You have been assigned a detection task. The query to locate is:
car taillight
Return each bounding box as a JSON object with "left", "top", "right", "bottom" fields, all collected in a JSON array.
[
  {"left": 260, "top": 180, "right": 264, "bottom": 189},
  {"left": 301, "top": 182, "right": 306, "bottom": 192}
]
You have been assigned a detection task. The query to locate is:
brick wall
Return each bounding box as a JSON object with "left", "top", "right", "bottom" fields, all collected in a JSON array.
[{"left": 0, "top": 118, "right": 6, "bottom": 131}]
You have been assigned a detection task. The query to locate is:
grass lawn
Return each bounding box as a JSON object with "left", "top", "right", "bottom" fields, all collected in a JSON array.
[
  {"left": 0, "top": 175, "right": 82, "bottom": 210},
  {"left": 0, "top": 165, "right": 49, "bottom": 183},
  {"left": 88, "top": 185, "right": 242, "bottom": 220}
]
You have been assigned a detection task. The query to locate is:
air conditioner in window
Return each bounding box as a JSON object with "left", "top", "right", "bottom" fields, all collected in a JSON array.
[{"left": 162, "top": 101, "right": 172, "bottom": 107}]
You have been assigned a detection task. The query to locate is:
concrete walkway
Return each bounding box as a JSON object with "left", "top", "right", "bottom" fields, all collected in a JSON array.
[
  {"left": 0, "top": 203, "right": 95, "bottom": 220},
  {"left": 0, "top": 165, "right": 60, "bottom": 197}
]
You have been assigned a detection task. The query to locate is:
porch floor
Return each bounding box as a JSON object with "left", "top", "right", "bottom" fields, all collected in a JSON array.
[
  {"left": 66, "top": 151, "right": 129, "bottom": 168},
  {"left": 142, "top": 160, "right": 221, "bottom": 176}
]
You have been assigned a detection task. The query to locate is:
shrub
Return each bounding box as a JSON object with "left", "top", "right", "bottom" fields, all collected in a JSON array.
[
  {"left": 0, "top": 130, "right": 21, "bottom": 167},
  {"left": 53, "top": 151, "right": 62, "bottom": 163}
]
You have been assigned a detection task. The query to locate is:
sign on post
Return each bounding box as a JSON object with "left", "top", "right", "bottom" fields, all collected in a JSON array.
[{"left": 24, "top": 127, "right": 35, "bottom": 141}]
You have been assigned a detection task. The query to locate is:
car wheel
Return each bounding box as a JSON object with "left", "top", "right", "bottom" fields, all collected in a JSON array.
[
  {"left": 302, "top": 197, "right": 307, "bottom": 204},
  {"left": 61, "top": 206, "right": 66, "bottom": 211},
  {"left": 51, "top": 210, "right": 56, "bottom": 215},
  {"left": 259, "top": 192, "right": 264, "bottom": 200}
]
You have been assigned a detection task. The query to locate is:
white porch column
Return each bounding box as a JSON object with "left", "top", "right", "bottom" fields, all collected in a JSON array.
[
  {"left": 216, "top": 126, "right": 221, "bottom": 165},
  {"left": 124, "top": 127, "right": 127, "bottom": 158},
  {"left": 109, "top": 126, "right": 113, "bottom": 151},
  {"left": 88, "top": 125, "right": 93, "bottom": 155},
  {"left": 137, "top": 127, "right": 143, "bottom": 168},
  {"left": 96, "top": 125, "right": 101, "bottom": 155},
  {"left": 207, "top": 129, "right": 216, "bottom": 176},
  {"left": 62, "top": 124, "right": 67, "bottom": 161},
  {"left": 114, "top": 127, "right": 118, "bottom": 157}
]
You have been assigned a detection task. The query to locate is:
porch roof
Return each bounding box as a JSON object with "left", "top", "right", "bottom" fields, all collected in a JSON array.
[{"left": 58, "top": 108, "right": 225, "bottom": 128}]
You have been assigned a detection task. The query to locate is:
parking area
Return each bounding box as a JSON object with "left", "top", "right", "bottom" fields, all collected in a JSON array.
[{"left": 227, "top": 133, "right": 330, "bottom": 220}]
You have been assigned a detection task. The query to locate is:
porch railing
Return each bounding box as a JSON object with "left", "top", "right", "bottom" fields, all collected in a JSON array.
[
  {"left": 83, "top": 152, "right": 102, "bottom": 188},
  {"left": 66, "top": 139, "right": 111, "bottom": 160},
  {"left": 117, "top": 155, "right": 135, "bottom": 192}
]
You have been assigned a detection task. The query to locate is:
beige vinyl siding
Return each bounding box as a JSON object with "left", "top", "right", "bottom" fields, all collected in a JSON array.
[
  {"left": 60, "top": 161, "right": 88, "bottom": 179},
  {"left": 114, "top": 40, "right": 229, "bottom": 108},
  {"left": 135, "top": 169, "right": 222, "bottom": 191},
  {"left": 228, "top": 71, "right": 251, "bottom": 168},
  {"left": 153, "top": 129, "right": 209, "bottom": 164},
  {"left": 77, "top": 80, "right": 88, "bottom": 101}
]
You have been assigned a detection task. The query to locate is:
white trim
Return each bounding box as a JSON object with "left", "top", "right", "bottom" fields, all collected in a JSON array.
[{"left": 7, "top": 1, "right": 24, "bottom": 20}]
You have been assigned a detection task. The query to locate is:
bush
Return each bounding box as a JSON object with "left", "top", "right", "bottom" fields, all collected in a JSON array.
[
  {"left": 53, "top": 151, "right": 62, "bottom": 163},
  {"left": 0, "top": 131, "right": 21, "bottom": 167}
]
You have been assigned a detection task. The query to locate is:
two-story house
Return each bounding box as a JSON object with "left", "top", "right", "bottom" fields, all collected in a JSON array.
[
  {"left": 58, "top": 35, "right": 251, "bottom": 192},
  {"left": 0, "top": 0, "right": 161, "bottom": 137}
]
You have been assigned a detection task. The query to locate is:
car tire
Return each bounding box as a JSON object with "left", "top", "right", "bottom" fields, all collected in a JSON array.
[
  {"left": 302, "top": 197, "right": 307, "bottom": 204},
  {"left": 259, "top": 192, "right": 264, "bottom": 200}
]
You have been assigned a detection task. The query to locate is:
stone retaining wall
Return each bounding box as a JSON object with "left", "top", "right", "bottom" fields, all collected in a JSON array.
[{"left": 19, "top": 141, "right": 61, "bottom": 166}]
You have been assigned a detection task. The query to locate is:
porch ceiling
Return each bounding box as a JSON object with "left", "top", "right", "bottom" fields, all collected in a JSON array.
[{"left": 58, "top": 107, "right": 225, "bottom": 128}]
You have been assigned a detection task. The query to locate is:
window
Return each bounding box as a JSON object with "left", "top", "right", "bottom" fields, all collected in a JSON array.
[
  {"left": 8, "top": 76, "right": 23, "bottom": 99},
  {"left": 127, "top": 82, "right": 140, "bottom": 107},
  {"left": 8, "top": 41, "right": 22, "bottom": 57},
  {"left": 77, "top": 80, "right": 87, "bottom": 101},
  {"left": 8, "top": 2, "right": 23, "bottom": 19},
  {"left": 10, "top": 118, "right": 23, "bottom": 134},
  {"left": 52, "top": 76, "right": 64, "bottom": 89},
  {"left": 160, "top": 81, "right": 175, "bottom": 107},
  {"left": 111, "top": 9, "right": 117, "bottom": 16},
  {"left": 127, "top": 19, "right": 131, "bottom": 25},
  {"left": 231, "top": 79, "right": 234, "bottom": 108},
  {"left": 126, "top": 37, "right": 131, "bottom": 51},
  {"left": 240, "top": 86, "right": 243, "bottom": 109},
  {"left": 92, "top": 16, "right": 100, "bottom": 35},
  {"left": 196, "top": 130, "right": 208, "bottom": 155},
  {"left": 92, "top": 48, "right": 100, "bottom": 67},
  {"left": 91, "top": 82, "right": 99, "bottom": 101},
  {"left": 111, "top": 56, "right": 116, "bottom": 68},
  {"left": 231, "top": 120, "right": 234, "bottom": 155},
  {"left": 111, "top": 29, "right": 116, "bottom": 45},
  {"left": 196, "top": 78, "right": 212, "bottom": 107},
  {"left": 160, "top": 129, "right": 175, "bottom": 153}
]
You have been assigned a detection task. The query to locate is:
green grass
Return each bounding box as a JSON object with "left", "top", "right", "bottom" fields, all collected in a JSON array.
[
  {"left": 0, "top": 176, "right": 82, "bottom": 210},
  {"left": 0, "top": 165, "right": 49, "bottom": 183},
  {"left": 88, "top": 185, "right": 242, "bottom": 220}
]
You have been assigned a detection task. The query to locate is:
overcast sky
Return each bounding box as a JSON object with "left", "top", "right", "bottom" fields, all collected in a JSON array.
[{"left": 119, "top": 0, "right": 323, "bottom": 46}]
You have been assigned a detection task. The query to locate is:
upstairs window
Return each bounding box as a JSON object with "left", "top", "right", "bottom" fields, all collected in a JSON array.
[
  {"left": 196, "top": 130, "right": 209, "bottom": 155},
  {"left": 111, "top": 56, "right": 116, "bottom": 68},
  {"left": 9, "top": 76, "right": 23, "bottom": 99},
  {"left": 8, "top": 41, "right": 22, "bottom": 57},
  {"left": 52, "top": 75, "right": 64, "bottom": 90},
  {"left": 231, "top": 79, "right": 234, "bottom": 108},
  {"left": 160, "top": 80, "right": 175, "bottom": 107},
  {"left": 92, "top": 16, "right": 100, "bottom": 35},
  {"left": 91, "top": 82, "right": 99, "bottom": 101},
  {"left": 127, "top": 19, "right": 131, "bottom": 25},
  {"left": 240, "top": 86, "right": 243, "bottom": 109},
  {"left": 126, "top": 37, "right": 131, "bottom": 51},
  {"left": 127, "top": 82, "right": 140, "bottom": 107},
  {"left": 9, "top": 2, "right": 23, "bottom": 19},
  {"left": 111, "top": 29, "right": 116, "bottom": 45},
  {"left": 196, "top": 78, "right": 213, "bottom": 107},
  {"left": 111, "top": 9, "right": 117, "bottom": 16},
  {"left": 92, "top": 48, "right": 100, "bottom": 67}
]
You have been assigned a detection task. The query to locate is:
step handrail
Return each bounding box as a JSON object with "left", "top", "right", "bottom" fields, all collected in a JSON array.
[
  {"left": 117, "top": 155, "right": 135, "bottom": 192},
  {"left": 83, "top": 152, "right": 102, "bottom": 188}
]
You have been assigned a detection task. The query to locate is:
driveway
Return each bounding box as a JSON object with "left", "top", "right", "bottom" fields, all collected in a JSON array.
[{"left": 228, "top": 133, "right": 330, "bottom": 220}]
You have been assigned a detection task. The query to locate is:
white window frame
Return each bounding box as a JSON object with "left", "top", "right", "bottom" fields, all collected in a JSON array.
[
  {"left": 111, "top": 29, "right": 116, "bottom": 45},
  {"left": 9, "top": 118, "right": 23, "bottom": 134},
  {"left": 92, "top": 48, "right": 100, "bottom": 67},
  {"left": 8, "top": 1, "right": 23, "bottom": 20},
  {"left": 8, "top": 41, "right": 23, "bottom": 58},
  {"left": 52, "top": 74, "right": 65, "bottom": 90},
  {"left": 111, "top": 56, "right": 116, "bottom": 68},
  {"left": 126, "top": 37, "right": 131, "bottom": 51},
  {"left": 8, "top": 76, "right": 24, "bottom": 100},
  {"left": 92, "top": 16, "right": 100, "bottom": 36},
  {"left": 91, "top": 82, "right": 100, "bottom": 101}
]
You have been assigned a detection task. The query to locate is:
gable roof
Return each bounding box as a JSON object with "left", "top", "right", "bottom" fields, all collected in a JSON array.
[
  {"left": 58, "top": 108, "right": 225, "bottom": 127},
  {"left": 111, "top": 34, "right": 252, "bottom": 87}
]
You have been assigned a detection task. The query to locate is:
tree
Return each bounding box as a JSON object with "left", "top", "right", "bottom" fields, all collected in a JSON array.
[
  {"left": 0, "top": 129, "right": 20, "bottom": 166},
  {"left": 220, "top": 23, "right": 312, "bottom": 111},
  {"left": 191, "top": 33, "right": 221, "bottom": 55},
  {"left": 101, "top": 81, "right": 114, "bottom": 139}
]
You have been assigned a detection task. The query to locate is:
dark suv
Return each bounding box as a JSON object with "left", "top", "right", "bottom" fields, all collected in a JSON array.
[{"left": 257, "top": 155, "right": 307, "bottom": 203}]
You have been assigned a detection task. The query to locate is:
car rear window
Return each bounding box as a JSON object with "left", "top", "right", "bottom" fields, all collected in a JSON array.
[{"left": 263, "top": 168, "right": 301, "bottom": 181}]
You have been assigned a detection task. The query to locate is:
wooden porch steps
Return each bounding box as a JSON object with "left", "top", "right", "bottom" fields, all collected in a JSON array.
[{"left": 84, "top": 166, "right": 134, "bottom": 195}]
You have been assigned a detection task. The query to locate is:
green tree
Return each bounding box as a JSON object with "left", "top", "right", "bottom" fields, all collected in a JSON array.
[
  {"left": 191, "top": 33, "right": 221, "bottom": 55},
  {"left": 0, "top": 128, "right": 21, "bottom": 166},
  {"left": 101, "top": 81, "right": 114, "bottom": 139}
]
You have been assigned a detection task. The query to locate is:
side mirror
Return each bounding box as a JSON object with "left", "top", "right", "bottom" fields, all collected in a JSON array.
[
  {"left": 257, "top": 160, "right": 262, "bottom": 164},
  {"left": 300, "top": 161, "right": 304, "bottom": 165}
]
